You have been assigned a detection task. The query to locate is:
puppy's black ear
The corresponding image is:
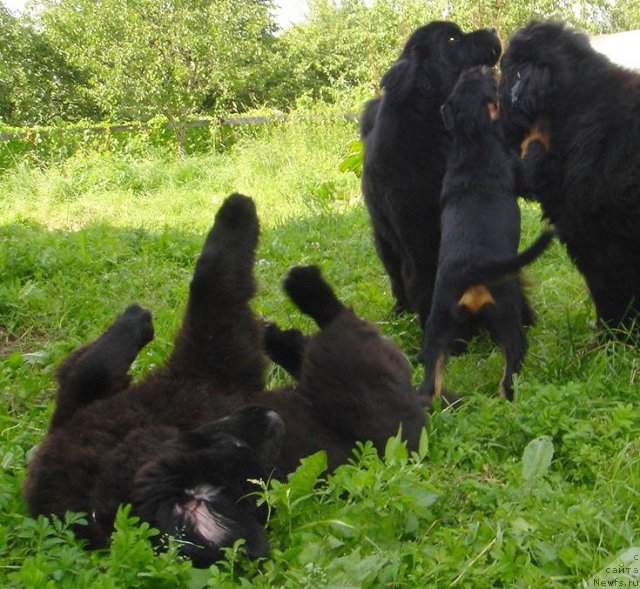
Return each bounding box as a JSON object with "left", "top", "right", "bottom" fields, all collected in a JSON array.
[{"left": 441, "top": 101, "right": 455, "bottom": 130}]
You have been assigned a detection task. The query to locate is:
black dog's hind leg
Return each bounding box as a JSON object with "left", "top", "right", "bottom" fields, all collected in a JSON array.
[
  {"left": 263, "top": 323, "right": 307, "bottom": 379},
  {"left": 520, "top": 288, "right": 536, "bottom": 327},
  {"left": 405, "top": 254, "right": 438, "bottom": 331},
  {"left": 487, "top": 307, "right": 527, "bottom": 401},
  {"left": 51, "top": 304, "right": 154, "bottom": 430},
  {"left": 373, "top": 229, "right": 412, "bottom": 315},
  {"left": 167, "top": 194, "right": 265, "bottom": 390},
  {"left": 418, "top": 305, "right": 459, "bottom": 404},
  {"left": 289, "top": 266, "right": 425, "bottom": 454}
]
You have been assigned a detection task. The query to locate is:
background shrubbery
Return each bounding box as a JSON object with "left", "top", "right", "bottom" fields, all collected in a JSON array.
[{"left": 2, "top": 0, "right": 639, "bottom": 129}]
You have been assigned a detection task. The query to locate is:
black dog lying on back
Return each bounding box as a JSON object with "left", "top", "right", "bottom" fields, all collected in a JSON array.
[
  {"left": 499, "top": 21, "right": 640, "bottom": 336},
  {"left": 360, "top": 22, "right": 501, "bottom": 325},
  {"left": 419, "top": 68, "right": 553, "bottom": 402},
  {"left": 24, "top": 194, "right": 425, "bottom": 567}
]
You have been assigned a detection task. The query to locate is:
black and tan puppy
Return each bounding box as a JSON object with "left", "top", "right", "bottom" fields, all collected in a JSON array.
[
  {"left": 361, "top": 21, "right": 502, "bottom": 324},
  {"left": 499, "top": 21, "right": 640, "bottom": 336},
  {"left": 24, "top": 194, "right": 425, "bottom": 567},
  {"left": 418, "top": 68, "right": 553, "bottom": 403}
]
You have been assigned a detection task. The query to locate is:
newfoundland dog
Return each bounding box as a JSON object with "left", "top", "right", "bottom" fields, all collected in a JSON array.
[{"left": 499, "top": 21, "right": 640, "bottom": 335}]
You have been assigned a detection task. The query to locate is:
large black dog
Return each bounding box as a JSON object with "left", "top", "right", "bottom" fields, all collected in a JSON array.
[
  {"left": 24, "top": 194, "right": 425, "bottom": 567},
  {"left": 419, "top": 68, "right": 553, "bottom": 402},
  {"left": 499, "top": 21, "right": 640, "bottom": 335},
  {"left": 360, "top": 21, "right": 501, "bottom": 325}
]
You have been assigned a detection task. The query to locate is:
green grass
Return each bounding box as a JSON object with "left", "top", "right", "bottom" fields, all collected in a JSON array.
[{"left": 0, "top": 118, "right": 638, "bottom": 588}]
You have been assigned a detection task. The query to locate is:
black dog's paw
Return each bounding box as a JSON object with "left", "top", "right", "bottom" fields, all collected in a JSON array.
[
  {"left": 264, "top": 323, "right": 306, "bottom": 361},
  {"left": 213, "top": 193, "right": 258, "bottom": 235},
  {"left": 116, "top": 305, "right": 154, "bottom": 348},
  {"left": 264, "top": 322, "right": 306, "bottom": 378},
  {"left": 284, "top": 266, "right": 343, "bottom": 327}
]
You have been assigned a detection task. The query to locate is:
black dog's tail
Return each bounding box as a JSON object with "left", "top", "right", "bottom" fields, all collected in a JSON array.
[
  {"left": 456, "top": 229, "right": 554, "bottom": 314},
  {"left": 471, "top": 229, "right": 555, "bottom": 286}
]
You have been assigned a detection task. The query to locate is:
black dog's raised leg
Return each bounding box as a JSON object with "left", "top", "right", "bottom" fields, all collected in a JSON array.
[
  {"left": 284, "top": 266, "right": 345, "bottom": 327},
  {"left": 289, "top": 266, "right": 425, "bottom": 454},
  {"left": 168, "top": 194, "right": 265, "bottom": 390},
  {"left": 51, "top": 304, "right": 154, "bottom": 430},
  {"left": 263, "top": 323, "right": 307, "bottom": 379}
]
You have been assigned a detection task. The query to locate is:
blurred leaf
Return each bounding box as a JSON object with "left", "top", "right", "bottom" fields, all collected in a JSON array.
[{"left": 521, "top": 435, "right": 554, "bottom": 483}]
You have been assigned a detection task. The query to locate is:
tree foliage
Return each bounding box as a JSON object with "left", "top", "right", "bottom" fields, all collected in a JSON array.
[
  {"left": 38, "top": 0, "right": 279, "bottom": 122},
  {"left": 0, "top": 4, "right": 99, "bottom": 125},
  {"left": 0, "top": 0, "right": 638, "bottom": 127}
]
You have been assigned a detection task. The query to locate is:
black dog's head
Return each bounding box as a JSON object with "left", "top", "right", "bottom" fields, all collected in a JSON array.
[
  {"left": 131, "top": 406, "right": 284, "bottom": 567},
  {"left": 381, "top": 21, "right": 501, "bottom": 105},
  {"left": 441, "top": 66, "right": 499, "bottom": 133},
  {"left": 498, "top": 21, "right": 594, "bottom": 146}
]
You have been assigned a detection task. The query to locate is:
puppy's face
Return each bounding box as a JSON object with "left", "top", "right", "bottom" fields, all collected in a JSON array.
[
  {"left": 132, "top": 406, "right": 284, "bottom": 567},
  {"left": 441, "top": 67, "right": 499, "bottom": 133},
  {"left": 381, "top": 21, "right": 501, "bottom": 104},
  {"left": 498, "top": 21, "right": 590, "bottom": 147}
]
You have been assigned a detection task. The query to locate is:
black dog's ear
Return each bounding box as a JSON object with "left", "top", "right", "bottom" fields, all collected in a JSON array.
[
  {"left": 441, "top": 101, "right": 455, "bottom": 130},
  {"left": 381, "top": 58, "right": 417, "bottom": 99}
]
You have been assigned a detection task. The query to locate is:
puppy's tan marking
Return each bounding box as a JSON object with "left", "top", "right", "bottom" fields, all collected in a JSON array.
[
  {"left": 487, "top": 101, "right": 500, "bottom": 121},
  {"left": 433, "top": 354, "right": 445, "bottom": 399},
  {"left": 520, "top": 117, "right": 551, "bottom": 158},
  {"left": 458, "top": 284, "right": 495, "bottom": 313}
]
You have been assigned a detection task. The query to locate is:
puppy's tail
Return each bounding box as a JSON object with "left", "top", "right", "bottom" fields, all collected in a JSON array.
[
  {"left": 456, "top": 229, "right": 554, "bottom": 314},
  {"left": 473, "top": 229, "right": 555, "bottom": 285}
]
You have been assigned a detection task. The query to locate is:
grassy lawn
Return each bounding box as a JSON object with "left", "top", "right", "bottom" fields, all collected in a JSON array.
[{"left": 0, "top": 118, "right": 638, "bottom": 588}]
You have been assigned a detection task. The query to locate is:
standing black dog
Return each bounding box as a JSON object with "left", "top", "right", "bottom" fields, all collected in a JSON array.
[
  {"left": 499, "top": 21, "right": 640, "bottom": 336},
  {"left": 360, "top": 21, "right": 501, "bottom": 325},
  {"left": 24, "top": 194, "right": 425, "bottom": 567},
  {"left": 419, "top": 68, "right": 553, "bottom": 403}
]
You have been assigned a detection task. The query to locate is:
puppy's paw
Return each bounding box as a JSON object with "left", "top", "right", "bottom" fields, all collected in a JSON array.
[
  {"left": 117, "top": 304, "right": 154, "bottom": 348},
  {"left": 284, "top": 266, "right": 342, "bottom": 327},
  {"left": 212, "top": 193, "right": 259, "bottom": 237},
  {"left": 264, "top": 323, "right": 305, "bottom": 358}
]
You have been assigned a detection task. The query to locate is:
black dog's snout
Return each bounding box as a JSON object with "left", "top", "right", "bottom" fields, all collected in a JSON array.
[{"left": 467, "top": 27, "right": 502, "bottom": 66}]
